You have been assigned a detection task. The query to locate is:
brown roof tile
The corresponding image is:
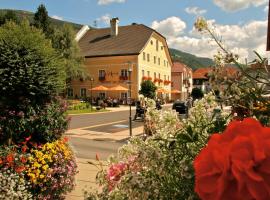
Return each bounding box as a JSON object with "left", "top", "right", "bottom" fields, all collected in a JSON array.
[{"left": 78, "top": 24, "right": 155, "bottom": 57}]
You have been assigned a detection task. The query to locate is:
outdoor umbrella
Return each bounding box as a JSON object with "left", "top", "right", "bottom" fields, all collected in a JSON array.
[
  {"left": 89, "top": 85, "right": 109, "bottom": 91},
  {"left": 109, "top": 85, "right": 128, "bottom": 91},
  {"left": 157, "top": 88, "right": 169, "bottom": 93},
  {"left": 170, "top": 89, "right": 181, "bottom": 94}
]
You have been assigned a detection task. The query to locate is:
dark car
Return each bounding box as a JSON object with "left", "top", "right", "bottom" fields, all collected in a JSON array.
[{"left": 172, "top": 100, "right": 187, "bottom": 115}]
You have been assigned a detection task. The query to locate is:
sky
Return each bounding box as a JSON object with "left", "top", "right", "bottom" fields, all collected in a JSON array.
[{"left": 0, "top": 0, "right": 269, "bottom": 60}]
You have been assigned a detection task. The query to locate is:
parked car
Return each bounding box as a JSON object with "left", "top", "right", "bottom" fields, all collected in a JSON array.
[{"left": 172, "top": 100, "right": 187, "bottom": 115}]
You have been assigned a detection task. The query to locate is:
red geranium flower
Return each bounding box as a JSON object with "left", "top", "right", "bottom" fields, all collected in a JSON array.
[
  {"left": 15, "top": 166, "right": 25, "bottom": 173},
  {"left": 194, "top": 118, "right": 270, "bottom": 200},
  {"left": 6, "top": 153, "right": 14, "bottom": 164}
]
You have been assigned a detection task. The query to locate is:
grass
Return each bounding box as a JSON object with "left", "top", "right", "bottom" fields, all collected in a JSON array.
[{"left": 67, "top": 108, "right": 108, "bottom": 115}]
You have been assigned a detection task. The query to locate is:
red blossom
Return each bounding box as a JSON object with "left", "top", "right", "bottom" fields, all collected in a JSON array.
[
  {"left": 6, "top": 153, "right": 14, "bottom": 164},
  {"left": 15, "top": 166, "right": 25, "bottom": 173},
  {"left": 22, "top": 145, "right": 27, "bottom": 153},
  {"left": 194, "top": 118, "right": 270, "bottom": 200}
]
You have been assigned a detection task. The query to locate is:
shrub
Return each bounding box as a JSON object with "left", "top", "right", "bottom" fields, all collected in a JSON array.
[
  {"left": 139, "top": 80, "right": 157, "bottom": 99},
  {"left": 191, "top": 87, "right": 204, "bottom": 100}
]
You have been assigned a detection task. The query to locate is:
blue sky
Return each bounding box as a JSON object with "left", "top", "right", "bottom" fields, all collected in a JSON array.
[{"left": 0, "top": 0, "right": 269, "bottom": 59}]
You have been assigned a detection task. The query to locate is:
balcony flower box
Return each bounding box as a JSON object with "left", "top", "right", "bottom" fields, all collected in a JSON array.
[
  {"left": 164, "top": 80, "right": 171, "bottom": 85},
  {"left": 154, "top": 78, "right": 159, "bottom": 83},
  {"left": 158, "top": 79, "right": 163, "bottom": 83},
  {"left": 147, "top": 77, "right": 152, "bottom": 81},
  {"left": 119, "top": 76, "right": 128, "bottom": 81},
  {"left": 142, "top": 76, "right": 148, "bottom": 81}
]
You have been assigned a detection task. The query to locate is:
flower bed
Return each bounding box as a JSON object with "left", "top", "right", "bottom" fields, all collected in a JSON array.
[{"left": 0, "top": 138, "right": 77, "bottom": 200}]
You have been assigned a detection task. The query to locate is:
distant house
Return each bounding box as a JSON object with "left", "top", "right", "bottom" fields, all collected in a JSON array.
[
  {"left": 171, "top": 62, "right": 193, "bottom": 101},
  {"left": 69, "top": 18, "right": 172, "bottom": 100},
  {"left": 193, "top": 66, "right": 239, "bottom": 93}
]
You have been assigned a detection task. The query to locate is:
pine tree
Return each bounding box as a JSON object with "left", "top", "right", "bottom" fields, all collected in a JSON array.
[{"left": 33, "top": 4, "right": 53, "bottom": 37}]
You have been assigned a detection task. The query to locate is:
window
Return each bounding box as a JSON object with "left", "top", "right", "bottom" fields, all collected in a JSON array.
[
  {"left": 142, "top": 70, "right": 145, "bottom": 77},
  {"left": 143, "top": 52, "right": 146, "bottom": 60},
  {"left": 80, "top": 88, "right": 86, "bottom": 97},
  {"left": 167, "top": 61, "right": 169, "bottom": 67},
  {"left": 121, "top": 92, "right": 127, "bottom": 99},
  {"left": 147, "top": 54, "right": 150, "bottom": 62},
  {"left": 154, "top": 72, "right": 156, "bottom": 79},
  {"left": 164, "top": 60, "right": 166, "bottom": 66},
  {"left": 99, "top": 70, "right": 105, "bottom": 77},
  {"left": 158, "top": 58, "right": 160, "bottom": 65},
  {"left": 156, "top": 40, "right": 159, "bottom": 51},
  {"left": 147, "top": 71, "right": 150, "bottom": 76},
  {"left": 161, "top": 46, "right": 163, "bottom": 50},
  {"left": 121, "top": 69, "right": 128, "bottom": 77},
  {"left": 99, "top": 70, "right": 106, "bottom": 81},
  {"left": 150, "top": 40, "right": 153, "bottom": 45},
  {"left": 154, "top": 56, "right": 156, "bottom": 64},
  {"left": 168, "top": 75, "right": 170, "bottom": 81},
  {"left": 99, "top": 92, "right": 106, "bottom": 99},
  {"left": 164, "top": 75, "right": 166, "bottom": 80},
  {"left": 67, "top": 88, "right": 73, "bottom": 97}
]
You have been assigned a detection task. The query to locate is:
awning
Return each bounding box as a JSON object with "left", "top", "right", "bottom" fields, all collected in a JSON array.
[{"left": 89, "top": 85, "right": 109, "bottom": 91}]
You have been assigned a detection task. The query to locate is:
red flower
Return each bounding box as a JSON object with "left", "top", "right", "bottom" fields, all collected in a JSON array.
[
  {"left": 20, "top": 156, "right": 27, "bottom": 163},
  {"left": 22, "top": 145, "right": 27, "bottom": 153},
  {"left": 15, "top": 166, "right": 25, "bottom": 173},
  {"left": 63, "top": 137, "right": 69, "bottom": 143},
  {"left": 6, "top": 153, "right": 14, "bottom": 164},
  {"left": 194, "top": 118, "right": 270, "bottom": 200}
]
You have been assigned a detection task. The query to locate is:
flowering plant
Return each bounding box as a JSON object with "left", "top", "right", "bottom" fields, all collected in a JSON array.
[{"left": 85, "top": 93, "right": 231, "bottom": 199}]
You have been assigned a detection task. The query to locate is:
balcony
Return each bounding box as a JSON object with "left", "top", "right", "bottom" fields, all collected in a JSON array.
[{"left": 119, "top": 76, "right": 129, "bottom": 81}]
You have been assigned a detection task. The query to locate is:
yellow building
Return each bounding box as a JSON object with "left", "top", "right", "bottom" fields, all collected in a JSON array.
[{"left": 69, "top": 18, "right": 172, "bottom": 101}]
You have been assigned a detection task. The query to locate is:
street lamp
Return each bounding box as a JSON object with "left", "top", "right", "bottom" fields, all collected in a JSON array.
[
  {"left": 90, "top": 77, "right": 94, "bottom": 111},
  {"left": 127, "top": 61, "right": 133, "bottom": 137}
]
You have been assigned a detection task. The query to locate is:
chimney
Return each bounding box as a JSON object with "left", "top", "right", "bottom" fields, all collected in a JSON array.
[{"left": 110, "top": 17, "right": 119, "bottom": 37}]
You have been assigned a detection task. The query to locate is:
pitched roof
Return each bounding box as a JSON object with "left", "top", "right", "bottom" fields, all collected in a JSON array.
[
  {"left": 172, "top": 62, "right": 192, "bottom": 73},
  {"left": 78, "top": 24, "right": 157, "bottom": 57},
  {"left": 193, "top": 66, "right": 239, "bottom": 79},
  {"left": 193, "top": 67, "right": 212, "bottom": 79}
]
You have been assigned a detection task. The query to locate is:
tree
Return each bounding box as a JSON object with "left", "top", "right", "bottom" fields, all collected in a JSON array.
[
  {"left": 139, "top": 80, "right": 157, "bottom": 99},
  {"left": 52, "top": 24, "right": 87, "bottom": 83},
  {"left": 0, "top": 20, "right": 67, "bottom": 144},
  {"left": 0, "top": 10, "right": 19, "bottom": 26},
  {"left": 33, "top": 4, "right": 54, "bottom": 38},
  {"left": 191, "top": 88, "right": 204, "bottom": 100}
]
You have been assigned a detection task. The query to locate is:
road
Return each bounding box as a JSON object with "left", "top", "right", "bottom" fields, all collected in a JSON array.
[{"left": 69, "top": 109, "right": 137, "bottom": 129}]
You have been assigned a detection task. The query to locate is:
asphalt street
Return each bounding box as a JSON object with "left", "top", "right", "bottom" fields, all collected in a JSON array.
[{"left": 69, "top": 109, "right": 137, "bottom": 129}]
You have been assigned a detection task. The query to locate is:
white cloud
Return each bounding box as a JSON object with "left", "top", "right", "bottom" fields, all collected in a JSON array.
[
  {"left": 264, "top": 5, "right": 269, "bottom": 12},
  {"left": 213, "top": 0, "right": 268, "bottom": 12},
  {"left": 97, "top": 0, "right": 126, "bottom": 5},
  {"left": 96, "top": 14, "right": 111, "bottom": 26},
  {"left": 185, "top": 7, "right": 207, "bottom": 15},
  {"left": 151, "top": 16, "right": 268, "bottom": 61},
  {"left": 51, "top": 15, "right": 63, "bottom": 20},
  {"left": 151, "top": 17, "right": 186, "bottom": 38}
]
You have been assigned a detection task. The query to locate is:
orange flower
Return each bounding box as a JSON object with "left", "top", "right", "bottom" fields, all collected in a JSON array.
[
  {"left": 20, "top": 156, "right": 27, "bottom": 163},
  {"left": 6, "top": 153, "right": 14, "bottom": 164},
  {"left": 22, "top": 146, "right": 27, "bottom": 153},
  {"left": 15, "top": 166, "right": 25, "bottom": 173}
]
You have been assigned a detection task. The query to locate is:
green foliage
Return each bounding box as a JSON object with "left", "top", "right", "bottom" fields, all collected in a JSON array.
[
  {"left": 0, "top": 9, "right": 83, "bottom": 31},
  {"left": 0, "top": 10, "right": 19, "bottom": 26},
  {"left": 33, "top": 4, "right": 54, "bottom": 38},
  {"left": 170, "top": 48, "right": 214, "bottom": 70},
  {"left": 191, "top": 87, "right": 204, "bottom": 100},
  {"left": 52, "top": 24, "right": 87, "bottom": 82},
  {"left": 139, "top": 80, "right": 157, "bottom": 99},
  {"left": 0, "top": 21, "right": 66, "bottom": 108},
  {"left": 0, "top": 98, "right": 69, "bottom": 145},
  {"left": 0, "top": 21, "right": 67, "bottom": 145}
]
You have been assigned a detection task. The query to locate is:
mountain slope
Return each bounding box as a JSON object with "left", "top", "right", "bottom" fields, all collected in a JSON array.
[
  {"left": 169, "top": 48, "right": 214, "bottom": 70},
  {"left": 0, "top": 9, "right": 83, "bottom": 31}
]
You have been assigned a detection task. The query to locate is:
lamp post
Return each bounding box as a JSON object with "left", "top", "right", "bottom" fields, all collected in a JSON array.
[
  {"left": 90, "top": 77, "right": 94, "bottom": 111},
  {"left": 127, "top": 62, "right": 133, "bottom": 137}
]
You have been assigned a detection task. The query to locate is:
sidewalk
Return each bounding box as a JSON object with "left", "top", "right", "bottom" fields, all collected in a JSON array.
[{"left": 66, "top": 158, "right": 103, "bottom": 200}]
